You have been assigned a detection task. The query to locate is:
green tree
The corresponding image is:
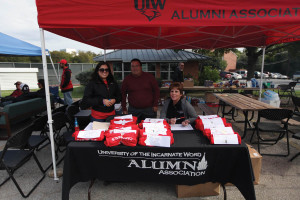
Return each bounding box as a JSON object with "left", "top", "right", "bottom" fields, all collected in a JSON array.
[
  {"left": 72, "top": 51, "right": 97, "bottom": 63},
  {"left": 198, "top": 66, "right": 220, "bottom": 85}
]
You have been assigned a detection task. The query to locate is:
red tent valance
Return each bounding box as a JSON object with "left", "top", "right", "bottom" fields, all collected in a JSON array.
[{"left": 36, "top": 0, "right": 300, "bottom": 49}]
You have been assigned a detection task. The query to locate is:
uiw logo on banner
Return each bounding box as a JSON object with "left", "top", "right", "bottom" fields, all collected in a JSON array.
[{"left": 134, "top": 0, "right": 166, "bottom": 21}]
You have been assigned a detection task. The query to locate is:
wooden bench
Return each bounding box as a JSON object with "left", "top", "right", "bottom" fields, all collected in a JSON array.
[{"left": 197, "top": 103, "right": 216, "bottom": 115}]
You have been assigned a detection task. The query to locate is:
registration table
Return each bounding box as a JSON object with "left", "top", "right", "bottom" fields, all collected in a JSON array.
[{"left": 62, "top": 130, "right": 256, "bottom": 200}]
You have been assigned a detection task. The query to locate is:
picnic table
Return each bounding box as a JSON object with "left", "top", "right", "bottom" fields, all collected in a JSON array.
[{"left": 214, "top": 93, "right": 279, "bottom": 138}]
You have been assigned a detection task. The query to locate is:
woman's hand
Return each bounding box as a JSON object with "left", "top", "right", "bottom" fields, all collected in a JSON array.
[
  {"left": 181, "top": 120, "right": 190, "bottom": 126},
  {"left": 103, "top": 99, "right": 115, "bottom": 107},
  {"left": 169, "top": 118, "right": 176, "bottom": 125}
]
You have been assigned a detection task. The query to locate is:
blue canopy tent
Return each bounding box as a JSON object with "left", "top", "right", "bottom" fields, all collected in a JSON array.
[
  {"left": 0, "top": 32, "right": 46, "bottom": 56},
  {"left": 0, "top": 32, "right": 59, "bottom": 179}
]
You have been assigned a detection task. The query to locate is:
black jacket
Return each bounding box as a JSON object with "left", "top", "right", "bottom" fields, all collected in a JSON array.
[
  {"left": 172, "top": 67, "right": 184, "bottom": 82},
  {"left": 81, "top": 79, "right": 121, "bottom": 113},
  {"left": 12, "top": 88, "right": 46, "bottom": 103}
]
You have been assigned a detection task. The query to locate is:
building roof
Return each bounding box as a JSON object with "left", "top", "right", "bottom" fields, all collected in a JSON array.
[{"left": 93, "top": 49, "right": 209, "bottom": 62}]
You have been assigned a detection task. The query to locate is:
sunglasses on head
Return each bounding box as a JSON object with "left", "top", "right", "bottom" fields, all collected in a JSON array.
[{"left": 99, "top": 68, "right": 109, "bottom": 72}]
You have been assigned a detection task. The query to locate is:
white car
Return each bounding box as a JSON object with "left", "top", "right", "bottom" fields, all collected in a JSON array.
[
  {"left": 230, "top": 72, "right": 242, "bottom": 80},
  {"left": 254, "top": 71, "right": 268, "bottom": 78},
  {"left": 280, "top": 74, "right": 288, "bottom": 79},
  {"left": 235, "top": 70, "right": 247, "bottom": 79},
  {"left": 275, "top": 73, "right": 288, "bottom": 79},
  {"left": 270, "top": 73, "right": 278, "bottom": 79}
]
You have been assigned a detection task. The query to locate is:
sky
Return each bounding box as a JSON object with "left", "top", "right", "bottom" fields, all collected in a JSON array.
[{"left": 0, "top": 0, "right": 103, "bottom": 54}]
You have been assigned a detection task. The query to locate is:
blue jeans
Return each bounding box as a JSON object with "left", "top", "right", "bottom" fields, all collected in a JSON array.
[
  {"left": 90, "top": 116, "right": 106, "bottom": 122},
  {"left": 63, "top": 91, "right": 73, "bottom": 105}
]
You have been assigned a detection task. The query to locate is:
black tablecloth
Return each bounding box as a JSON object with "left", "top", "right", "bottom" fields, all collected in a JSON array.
[{"left": 62, "top": 130, "right": 256, "bottom": 200}]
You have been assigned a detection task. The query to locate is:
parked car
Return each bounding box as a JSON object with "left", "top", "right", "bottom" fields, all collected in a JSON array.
[
  {"left": 235, "top": 70, "right": 247, "bottom": 79},
  {"left": 254, "top": 71, "right": 261, "bottom": 78},
  {"left": 270, "top": 73, "right": 278, "bottom": 79},
  {"left": 275, "top": 73, "right": 288, "bottom": 79},
  {"left": 230, "top": 72, "right": 242, "bottom": 80},
  {"left": 280, "top": 74, "right": 288, "bottom": 79},
  {"left": 254, "top": 71, "right": 268, "bottom": 78},
  {"left": 219, "top": 71, "right": 232, "bottom": 80},
  {"left": 293, "top": 71, "right": 300, "bottom": 80}
]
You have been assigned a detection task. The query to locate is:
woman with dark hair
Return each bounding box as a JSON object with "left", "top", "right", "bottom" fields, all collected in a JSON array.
[
  {"left": 81, "top": 62, "right": 121, "bottom": 122},
  {"left": 160, "top": 82, "right": 197, "bottom": 126}
]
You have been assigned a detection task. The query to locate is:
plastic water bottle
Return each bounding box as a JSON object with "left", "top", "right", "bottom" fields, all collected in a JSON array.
[{"left": 74, "top": 117, "right": 79, "bottom": 131}]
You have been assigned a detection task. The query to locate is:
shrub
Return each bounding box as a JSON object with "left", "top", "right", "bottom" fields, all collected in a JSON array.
[
  {"left": 75, "top": 70, "right": 93, "bottom": 86},
  {"left": 198, "top": 66, "right": 220, "bottom": 85}
]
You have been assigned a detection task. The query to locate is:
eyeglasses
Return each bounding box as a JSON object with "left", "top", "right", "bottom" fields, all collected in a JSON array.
[{"left": 99, "top": 68, "right": 109, "bottom": 72}]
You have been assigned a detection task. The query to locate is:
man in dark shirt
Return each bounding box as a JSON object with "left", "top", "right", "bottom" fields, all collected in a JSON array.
[
  {"left": 121, "top": 58, "right": 160, "bottom": 120},
  {"left": 13, "top": 79, "right": 45, "bottom": 103},
  {"left": 59, "top": 59, "right": 73, "bottom": 105},
  {"left": 172, "top": 62, "right": 185, "bottom": 84}
]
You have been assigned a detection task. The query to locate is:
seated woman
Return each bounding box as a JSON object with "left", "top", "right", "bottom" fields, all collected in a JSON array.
[
  {"left": 160, "top": 82, "right": 197, "bottom": 126},
  {"left": 81, "top": 62, "right": 121, "bottom": 122}
]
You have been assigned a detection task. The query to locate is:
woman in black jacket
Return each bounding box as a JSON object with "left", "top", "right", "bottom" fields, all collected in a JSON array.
[{"left": 81, "top": 62, "right": 121, "bottom": 122}]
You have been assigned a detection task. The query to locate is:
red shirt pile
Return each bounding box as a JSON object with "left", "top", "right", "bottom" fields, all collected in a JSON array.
[{"left": 105, "top": 115, "right": 139, "bottom": 147}]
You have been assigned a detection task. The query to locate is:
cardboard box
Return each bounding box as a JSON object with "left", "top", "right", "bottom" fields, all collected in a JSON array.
[
  {"left": 183, "top": 79, "right": 194, "bottom": 87},
  {"left": 226, "top": 144, "right": 262, "bottom": 186},
  {"left": 247, "top": 144, "right": 262, "bottom": 185},
  {"left": 205, "top": 92, "right": 219, "bottom": 104},
  {"left": 176, "top": 182, "right": 220, "bottom": 198}
]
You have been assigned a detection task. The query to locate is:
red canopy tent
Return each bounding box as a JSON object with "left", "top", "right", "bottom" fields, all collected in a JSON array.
[
  {"left": 35, "top": 0, "right": 300, "bottom": 182},
  {"left": 36, "top": 0, "right": 300, "bottom": 49}
]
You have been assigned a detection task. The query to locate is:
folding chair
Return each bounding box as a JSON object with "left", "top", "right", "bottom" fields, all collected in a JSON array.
[
  {"left": 49, "top": 86, "right": 64, "bottom": 106},
  {"left": 278, "top": 84, "right": 293, "bottom": 105},
  {"left": 28, "top": 114, "right": 49, "bottom": 152},
  {"left": 289, "top": 82, "right": 297, "bottom": 96},
  {"left": 0, "top": 124, "right": 45, "bottom": 198},
  {"left": 65, "top": 105, "right": 80, "bottom": 131},
  {"left": 289, "top": 132, "right": 300, "bottom": 161},
  {"left": 52, "top": 112, "right": 73, "bottom": 167},
  {"left": 52, "top": 104, "right": 67, "bottom": 114},
  {"left": 52, "top": 112, "right": 69, "bottom": 153},
  {"left": 251, "top": 109, "right": 293, "bottom": 156},
  {"left": 291, "top": 95, "right": 300, "bottom": 117}
]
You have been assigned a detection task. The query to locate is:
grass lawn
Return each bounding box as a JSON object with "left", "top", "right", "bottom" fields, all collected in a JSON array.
[
  {"left": 1, "top": 86, "right": 85, "bottom": 99},
  {"left": 1, "top": 86, "right": 299, "bottom": 99}
]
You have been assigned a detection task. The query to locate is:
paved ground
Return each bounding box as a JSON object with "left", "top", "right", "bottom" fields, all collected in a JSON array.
[{"left": 0, "top": 105, "right": 300, "bottom": 200}]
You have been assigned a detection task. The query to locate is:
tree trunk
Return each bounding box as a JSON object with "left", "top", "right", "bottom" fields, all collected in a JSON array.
[{"left": 246, "top": 47, "right": 260, "bottom": 81}]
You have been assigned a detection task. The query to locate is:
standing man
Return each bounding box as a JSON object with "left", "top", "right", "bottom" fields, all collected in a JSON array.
[
  {"left": 172, "top": 62, "right": 185, "bottom": 84},
  {"left": 59, "top": 59, "right": 73, "bottom": 105},
  {"left": 121, "top": 58, "right": 160, "bottom": 120}
]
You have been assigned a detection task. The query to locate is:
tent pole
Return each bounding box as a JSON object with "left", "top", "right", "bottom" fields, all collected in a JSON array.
[
  {"left": 104, "top": 49, "right": 106, "bottom": 62},
  {"left": 48, "top": 52, "right": 60, "bottom": 83},
  {"left": 259, "top": 47, "right": 266, "bottom": 101},
  {"left": 39, "top": 28, "right": 59, "bottom": 181}
]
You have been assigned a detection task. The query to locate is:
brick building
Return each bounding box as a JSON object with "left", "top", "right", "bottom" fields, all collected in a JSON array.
[
  {"left": 223, "top": 50, "right": 237, "bottom": 72},
  {"left": 94, "top": 49, "right": 208, "bottom": 81}
]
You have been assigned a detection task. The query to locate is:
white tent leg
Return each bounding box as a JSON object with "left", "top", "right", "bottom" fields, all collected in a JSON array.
[
  {"left": 40, "top": 28, "right": 59, "bottom": 181},
  {"left": 104, "top": 49, "right": 106, "bottom": 62},
  {"left": 48, "top": 53, "right": 60, "bottom": 83},
  {"left": 259, "top": 47, "right": 266, "bottom": 101}
]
